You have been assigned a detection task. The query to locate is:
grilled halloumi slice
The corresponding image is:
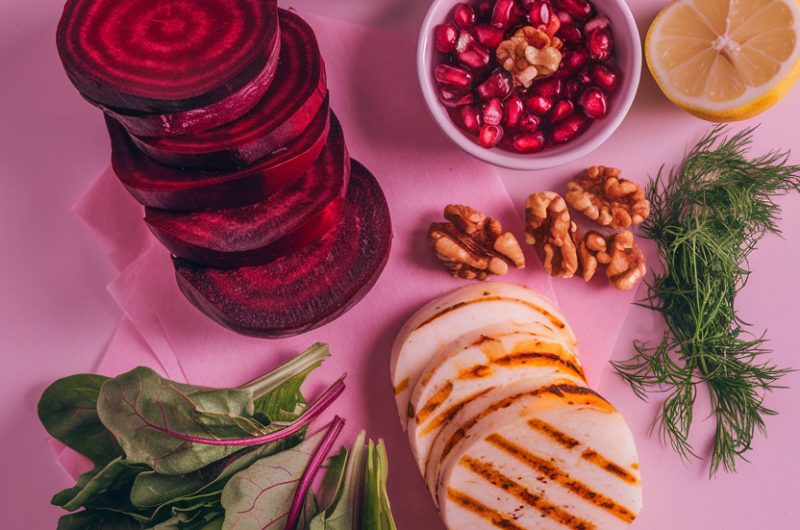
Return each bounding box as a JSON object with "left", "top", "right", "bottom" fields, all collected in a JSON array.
[
  {"left": 436, "top": 382, "right": 642, "bottom": 530},
  {"left": 390, "top": 282, "right": 575, "bottom": 431},
  {"left": 407, "top": 323, "right": 585, "bottom": 476}
]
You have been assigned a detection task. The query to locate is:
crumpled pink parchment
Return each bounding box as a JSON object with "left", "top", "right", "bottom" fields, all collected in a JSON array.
[{"left": 68, "top": 11, "right": 637, "bottom": 529}]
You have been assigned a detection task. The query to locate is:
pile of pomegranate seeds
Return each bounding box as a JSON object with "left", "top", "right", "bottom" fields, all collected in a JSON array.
[{"left": 433, "top": 0, "right": 620, "bottom": 153}]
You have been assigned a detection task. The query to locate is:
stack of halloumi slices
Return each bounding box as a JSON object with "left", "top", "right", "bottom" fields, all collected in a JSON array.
[{"left": 390, "top": 282, "right": 642, "bottom": 530}]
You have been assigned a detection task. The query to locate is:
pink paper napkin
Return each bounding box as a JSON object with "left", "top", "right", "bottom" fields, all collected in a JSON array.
[{"left": 72, "top": 11, "right": 637, "bottom": 528}]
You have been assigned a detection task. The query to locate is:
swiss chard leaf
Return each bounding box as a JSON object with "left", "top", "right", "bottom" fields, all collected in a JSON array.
[
  {"left": 362, "top": 441, "right": 397, "bottom": 530},
  {"left": 250, "top": 343, "right": 330, "bottom": 424},
  {"left": 220, "top": 427, "right": 331, "bottom": 530},
  {"left": 308, "top": 432, "right": 367, "bottom": 530},
  {"left": 52, "top": 457, "right": 150, "bottom": 512},
  {"left": 56, "top": 509, "right": 142, "bottom": 530},
  {"left": 97, "top": 367, "right": 270, "bottom": 475},
  {"left": 38, "top": 374, "right": 122, "bottom": 468}
]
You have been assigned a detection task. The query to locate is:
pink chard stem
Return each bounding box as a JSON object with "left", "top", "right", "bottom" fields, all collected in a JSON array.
[
  {"left": 285, "top": 415, "right": 346, "bottom": 530},
  {"left": 160, "top": 375, "right": 346, "bottom": 446}
]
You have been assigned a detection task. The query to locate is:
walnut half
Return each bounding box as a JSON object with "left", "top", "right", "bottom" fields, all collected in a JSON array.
[
  {"left": 524, "top": 192, "right": 578, "bottom": 278},
  {"left": 606, "top": 230, "right": 647, "bottom": 291},
  {"left": 496, "top": 26, "right": 562, "bottom": 88},
  {"left": 428, "top": 205, "right": 525, "bottom": 281},
  {"left": 566, "top": 166, "right": 650, "bottom": 229}
]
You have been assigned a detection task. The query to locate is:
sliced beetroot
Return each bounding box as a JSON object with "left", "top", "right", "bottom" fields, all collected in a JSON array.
[
  {"left": 57, "top": 0, "right": 279, "bottom": 113},
  {"left": 108, "top": 95, "right": 330, "bottom": 212},
  {"left": 145, "top": 114, "right": 349, "bottom": 269},
  {"left": 129, "top": 9, "right": 327, "bottom": 170},
  {"left": 173, "top": 159, "right": 392, "bottom": 339},
  {"left": 86, "top": 28, "right": 281, "bottom": 137}
]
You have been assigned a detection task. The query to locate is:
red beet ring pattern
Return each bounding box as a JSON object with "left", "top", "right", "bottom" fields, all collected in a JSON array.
[
  {"left": 57, "top": 0, "right": 278, "bottom": 112},
  {"left": 145, "top": 113, "right": 350, "bottom": 269},
  {"left": 108, "top": 94, "right": 331, "bottom": 212},
  {"left": 130, "top": 9, "right": 327, "bottom": 170},
  {"left": 173, "top": 159, "right": 392, "bottom": 338},
  {"left": 87, "top": 25, "right": 282, "bottom": 138}
]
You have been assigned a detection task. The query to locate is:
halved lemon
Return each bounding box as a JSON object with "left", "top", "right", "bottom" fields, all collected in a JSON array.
[{"left": 646, "top": 0, "right": 800, "bottom": 121}]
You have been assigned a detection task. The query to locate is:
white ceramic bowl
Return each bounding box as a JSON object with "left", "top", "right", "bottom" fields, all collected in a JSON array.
[{"left": 417, "top": 0, "right": 641, "bottom": 170}]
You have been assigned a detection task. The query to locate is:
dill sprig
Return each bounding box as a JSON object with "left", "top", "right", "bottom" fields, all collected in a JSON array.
[{"left": 612, "top": 125, "right": 800, "bottom": 476}]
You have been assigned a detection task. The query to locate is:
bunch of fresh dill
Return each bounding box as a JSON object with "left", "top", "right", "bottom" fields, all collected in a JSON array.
[{"left": 612, "top": 125, "right": 800, "bottom": 476}]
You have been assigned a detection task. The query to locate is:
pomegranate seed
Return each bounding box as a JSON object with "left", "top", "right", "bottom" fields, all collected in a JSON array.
[
  {"left": 475, "top": 24, "right": 505, "bottom": 48},
  {"left": 461, "top": 104, "right": 482, "bottom": 133},
  {"left": 587, "top": 27, "right": 613, "bottom": 61},
  {"left": 556, "top": 10, "right": 573, "bottom": 24},
  {"left": 503, "top": 94, "right": 525, "bottom": 128},
  {"left": 479, "top": 124, "right": 504, "bottom": 148},
  {"left": 562, "top": 45, "right": 590, "bottom": 71},
  {"left": 434, "top": 24, "right": 458, "bottom": 53},
  {"left": 477, "top": 1, "right": 493, "bottom": 21},
  {"left": 482, "top": 98, "right": 504, "bottom": 126},
  {"left": 438, "top": 85, "right": 475, "bottom": 107},
  {"left": 552, "top": 114, "right": 590, "bottom": 142},
  {"left": 458, "top": 44, "right": 491, "bottom": 69},
  {"left": 529, "top": 1, "right": 552, "bottom": 26},
  {"left": 455, "top": 29, "right": 474, "bottom": 53},
  {"left": 520, "top": 114, "right": 541, "bottom": 133},
  {"left": 525, "top": 95, "right": 553, "bottom": 115},
  {"left": 435, "top": 64, "right": 474, "bottom": 89},
  {"left": 579, "top": 87, "right": 607, "bottom": 118},
  {"left": 576, "top": 66, "right": 592, "bottom": 86},
  {"left": 545, "top": 13, "right": 561, "bottom": 38},
  {"left": 454, "top": 4, "right": 476, "bottom": 28},
  {"left": 513, "top": 132, "right": 547, "bottom": 153},
  {"left": 551, "top": 100, "right": 574, "bottom": 122},
  {"left": 555, "top": 0, "right": 592, "bottom": 20},
  {"left": 491, "top": 0, "right": 518, "bottom": 29},
  {"left": 477, "top": 69, "right": 513, "bottom": 99},
  {"left": 590, "top": 62, "right": 620, "bottom": 92},
  {"left": 558, "top": 23, "right": 582, "bottom": 44},
  {"left": 584, "top": 16, "right": 610, "bottom": 34},
  {"left": 564, "top": 79, "right": 580, "bottom": 100},
  {"left": 532, "top": 77, "right": 562, "bottom": 98}
]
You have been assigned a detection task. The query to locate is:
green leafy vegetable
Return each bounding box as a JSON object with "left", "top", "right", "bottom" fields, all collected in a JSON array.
[
  {"left": 308, "top": 432, "right": 367, "bottom": 530},
  {"left": 98, "top": 367, "right": 271, "bottom": 475},
  {"left": 307, "top": 433, "right": 397, "bottom": 530},
  {"left": 219, "top": 425, "right": 333, "bottom": 530},
  {"left": 53, "top": 457, "right": 150, "bottom": 511},
  {"left": 56, "top": 508, "right": 142, "bottom": 530},
  {"left": 362, "top": 441, "right": 396, "bottom": 530},
  {"left": 38, "top": 374, "right": 122, "bottom": 469},
  {"left": 612, "top": 125, "right": 800, "bottom": 476}
]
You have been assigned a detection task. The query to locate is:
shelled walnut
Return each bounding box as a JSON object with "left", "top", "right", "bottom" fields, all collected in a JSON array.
[
  {"left": 496, "top": 26, "right": 562, "bottom": 88},
  {"left": 566, "top": 166, "right": 650, "bottom": 229},
  {"left": 575, "top": 230, "right": 611, "bottom": 281},
  {"left": 524, "top": 192, "right": 578, "bottom": 278},
  {"left": 605, "top": 230, "right": 647, "bottom": 291},
  {"left": 428, "top": 205, "right": 525, "bottom": 281}
]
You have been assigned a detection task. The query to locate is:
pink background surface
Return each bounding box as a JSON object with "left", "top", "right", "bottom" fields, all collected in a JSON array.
[{"left": 1, "top": 1, "right": 799, "bottom": 529}]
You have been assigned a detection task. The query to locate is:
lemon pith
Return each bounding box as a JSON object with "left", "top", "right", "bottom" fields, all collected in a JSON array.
[{"left": 645, "top": 0, "right": 800, "bottom": 121}]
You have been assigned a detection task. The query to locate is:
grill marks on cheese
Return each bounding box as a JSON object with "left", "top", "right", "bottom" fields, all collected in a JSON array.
[
  {"left": 440, "top": 383, "right": 605, "bottom": 463},
  {"left": 457, "top": 456, "right": 597, "bottom": 530},
  {"left": 413, "top": 296, "right": 568, "bottom": 334},
  {"left": 485, "top": 434, "right": 637, "bottom": 523},
  {"left": 419, "top": 387, "right": 496, "bottom": 436},
  {"left": 581, "top": 450, "right": 641, "bottom": 486},
  {"left": 415, "top": 337, "right": 586, "bottom": 427},
  {"left": 446, "top": 489, "right": 527, "bottom": 530}
]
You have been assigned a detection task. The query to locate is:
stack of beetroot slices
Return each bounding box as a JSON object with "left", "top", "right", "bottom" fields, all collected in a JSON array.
[{"left": 57, "top": 0, "right": 392, "bottom": 338}]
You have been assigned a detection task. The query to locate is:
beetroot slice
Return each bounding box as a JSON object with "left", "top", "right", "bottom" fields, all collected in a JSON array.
[
  {"left": 145, "top": 114, "right": 349, "bottom": 269},
  {"left": 131, "top": 9, "right": 327, "bottom": 170},
  {"left": 86, "top": 27, "right": 281, "bottom": 138},
  {"left": 173, "top": 159, "right": 392, "bottom": 338},
  {"left": 108, "top": 96, "right": 330, "bottom": 212},
  {"left": 57, "top": 0, "right": 279, "bottom": 113}
]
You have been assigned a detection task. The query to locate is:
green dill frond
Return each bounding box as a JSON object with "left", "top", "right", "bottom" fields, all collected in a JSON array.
[{"left": 613, "top": 124, "right": 800, "bottom": 477}]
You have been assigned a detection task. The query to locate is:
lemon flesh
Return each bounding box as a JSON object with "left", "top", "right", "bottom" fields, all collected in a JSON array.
[{"left": 646, "top": 0, "right": 800, "bottom": 121}]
